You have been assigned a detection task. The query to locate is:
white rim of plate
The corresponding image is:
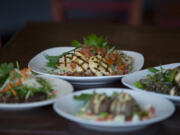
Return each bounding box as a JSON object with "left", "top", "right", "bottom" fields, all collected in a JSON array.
[
  {"left": 121, "top": 63, "right": 180, "bottom": 102},
  {"left": 28, "top": 47, "right": 144, "bottom": 80},
  {"left": 0, "top": 75, "right": 74, "bottom": 109}
]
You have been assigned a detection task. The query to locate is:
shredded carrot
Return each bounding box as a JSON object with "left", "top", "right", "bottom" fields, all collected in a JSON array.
[
  {"left": 2, "top": 83, "right": 17, "bottom": 96},
  {"left": 12, "top": 79, "right": 22, "bottom": 87},
  {"left": 96, "top": 117, "right": 104, "bottom": 121},
  {"left": 1, "top": 83, "right": 11, "bottom": 93},
  {"left": 21, "top": 68, "right": 32, "bottom": 80},
  {"left": 21, "top": 69, "right": 28, "bottom": 80},
  {"left": 10, "top": 87, "right": 17, "bottom": 97},
  {"left": 1, "top": 67, "right": 32, "bottom": 97}
]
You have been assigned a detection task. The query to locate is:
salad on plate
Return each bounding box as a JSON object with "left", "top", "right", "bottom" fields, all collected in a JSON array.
[
  {"left": 134, "top": 66, "right": 180, "bottom": 96},
  {"left": 74, "top": 91, "right": 155, "bottom": 122},
  {"left": 45, "top": 34, "right": 134, "bottom": 76},
  {"left": 0, "top": 62, "right": 56, "bottom": 103}
]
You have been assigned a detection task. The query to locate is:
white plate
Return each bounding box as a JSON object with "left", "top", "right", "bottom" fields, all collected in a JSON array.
[
  {"left": 122, "top": 63, "right": 180, "bottom": 105},
  {"left": 53, "top": 88, "right": 175, "bottom": 132},
  {"left": 28, "top": 47, "right": 144, "bottom": 85},
  {"left": 0, "top": 75, "right": 73, "bottom": 110}
]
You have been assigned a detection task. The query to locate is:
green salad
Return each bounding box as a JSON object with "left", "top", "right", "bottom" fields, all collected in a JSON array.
[
  {"left": 0, "top": 62, "right": 56, "bottom": 103},
  {"left": 134, "top": 66, "right": 180, "bottom": 96}
]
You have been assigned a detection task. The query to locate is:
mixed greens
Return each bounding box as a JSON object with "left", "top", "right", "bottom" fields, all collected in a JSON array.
[
  {"left": 74, "top": 92, "right": 154, "bottom": 122},
  {"left": 0, "top": 62, "right": 56, "bottom": 103},
  {"left": 134, "top": 66, "right": 180, "bottom": 96}
]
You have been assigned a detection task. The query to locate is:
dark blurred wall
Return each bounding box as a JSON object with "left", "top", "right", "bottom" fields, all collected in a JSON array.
[
  {"left": 0, "top": 0, "right": 52, "bottom": 36},
  {"left": 1, "top": 0, "right": 177, "bottom": 46}
]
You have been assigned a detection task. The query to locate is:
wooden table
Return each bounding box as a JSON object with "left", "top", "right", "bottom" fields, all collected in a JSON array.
[{"left": 0, "top": 22, "right": 180, "bottom": 135}]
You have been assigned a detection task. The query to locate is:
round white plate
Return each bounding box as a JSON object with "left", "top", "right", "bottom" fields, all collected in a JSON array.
[
  {"left": 28, "top": 47, "right": 144, "bottom": 85},
  {"left": 0, "top": 75, "right": 73, "bottom": 110},
  {"left": 53, "top": 88, "right": 175, "bottom": 132},
  {"left": 122, "top": 63, "right": 180, "bottom": 105}
]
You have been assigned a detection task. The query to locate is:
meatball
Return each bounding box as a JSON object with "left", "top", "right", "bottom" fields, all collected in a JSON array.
[
  {"left": 89, "top": 93, "right": 111, "bottom": 114},
  {"left": 110, "top": 92, "right": 137, "bottom": 117}
]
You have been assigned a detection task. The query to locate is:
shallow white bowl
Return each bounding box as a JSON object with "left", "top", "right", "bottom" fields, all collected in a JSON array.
[
  {"left": 28, "top": 47, "right": 144, "bottom": 85},
  {"left": 0, "top": 75, "right": 73, "bottom": 110},
  {"left": 122, "top": 63, "right": 180, "bottom": 105},
  {"left": 53, "top": 88, "right": 175, "bottom": 132}
]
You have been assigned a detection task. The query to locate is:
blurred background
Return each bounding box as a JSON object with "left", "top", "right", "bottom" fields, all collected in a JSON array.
[{"left": 0, "top": 0, "right": 180, "bottom": 47}]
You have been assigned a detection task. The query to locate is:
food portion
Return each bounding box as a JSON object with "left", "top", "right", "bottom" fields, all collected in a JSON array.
[
  {"left": 74, "top": 92, "right": 154, "bottom": 122},
  {"left": 134, "top": 66, "right": 180, "bottom": 96},
  {"left": 46, "top": 34, "right": 134, "bottom": 76},
  {"left": 0, "top": 63, "right": 56, "bottom": 103}
]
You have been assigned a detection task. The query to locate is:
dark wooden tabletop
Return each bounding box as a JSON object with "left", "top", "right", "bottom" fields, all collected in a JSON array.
[{"left": 0, "top": 22, "right": 180, "bottom": 135}]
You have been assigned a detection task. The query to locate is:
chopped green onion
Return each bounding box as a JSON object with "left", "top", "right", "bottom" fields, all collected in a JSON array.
[
  {"left": 77, "top": 110, "right": 85, "bottom": 115},
  {"left": 16, "top": 61, "right": 20, "bottom": 70},
  {"left": 100, "top": 112, "right": 109, "bottom": 118},
  {"left": 107, "top": 46, "right": 115, "bottom": 54},
  {"left": 167, "top": 70, "right": 176, "bottom": 83},
  {"left": 134, "top": 82, "right": 145, "bottom": 89},
  {"left": 72, "top": 40, "right": 82, "bottom": 48},
  {"left": 148, "top": 67, "right": 159, "bottom": 73}
]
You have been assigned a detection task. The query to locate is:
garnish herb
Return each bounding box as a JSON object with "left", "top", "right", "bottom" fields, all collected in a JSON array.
[
  {"left": 100, "top": 112, "right": 109, "bottom": 118},
  {"left": 72, "top": 40, "right": 83, "bottom": 48},
  {"left": 0, "top": 63, "right": 14, "bottom": 87},
  {"left": 45, "top": 48, "right": 77, "bottom": 68},
  {"left": 107, "top": 46, "right": 116, "bottom": 54},
  {"left": 45, "top": 55, "right": 60, "bottom": 69},
  {"left": 74, "top": 93, "right": 92, "bottom": 104},
  {"left": 148, "top": 67, "right": 159, "bottom": 73},
  {"left": 134, "top": 82, "right": 146, "bottom": 89},
  {"left": 72, "top": 34, "right": 110, "bottom": 49}
]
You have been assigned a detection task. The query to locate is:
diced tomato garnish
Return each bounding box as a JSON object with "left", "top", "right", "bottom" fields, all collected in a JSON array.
[
  {"left": 97, "top": 48, "right": 103, "bottom": 55},
  {"left": 79, "top": 48, "right": 92, "bottom": 58},
  {"left": 117, "top": 70, "right": 123, "bottom": 75},
  {"left": 86, "top": 112, "right": 92, "bottom": 116},
  {"left": 96, "top": 117, "right": 105, "bottom": 121},
  {"left": 149, "top": 106, "right": 155, "bottom": 114},
  {"left": 109, "top": 53, "right": 116, "bottom": 61},
  {"left": 145, "top": 116, "right": 152, "bottom": 120},
  {"left": 124, "top": 70, "right": 129, "bottom": 74},
  {"left": 104, "top": 114, "right": 112, "bottom": 120}
]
